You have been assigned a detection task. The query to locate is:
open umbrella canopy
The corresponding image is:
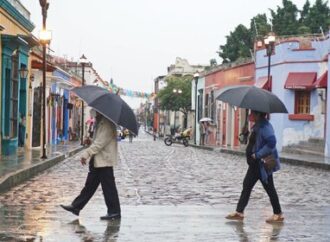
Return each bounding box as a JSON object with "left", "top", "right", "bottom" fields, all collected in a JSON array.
[
  {"left": 71, "top": 85, "right": 139, "bottom": 135},
  {"left": 200, "top": 117, "right": 212, "bottom": 122},
  {"left": 216, "top": 85, "right": 288, "bottom": 113}
]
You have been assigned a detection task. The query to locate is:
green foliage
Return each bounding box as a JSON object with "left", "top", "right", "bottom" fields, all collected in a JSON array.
[
  {"left": 270, "top": 0, "right": 300, "bottom": 36},
  {"left": 250, "top": 14, "right": 271, "bottom": 39},
  {"left": 157, "top": 75, "right": 192, "bottom": 115},
  {"left": 301, "top": 0, "right": 330, "bottom": 34},
  {"left": 218, "top": 24, "right": 252, "bottom": 63},
  {"left": 217, "top": 0, "right": 330, "bottom": 63},
  {"left": 210, "top": 58, "right": 217, "bottom": 67}
]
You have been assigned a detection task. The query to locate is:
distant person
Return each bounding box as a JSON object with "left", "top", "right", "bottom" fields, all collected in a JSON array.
[
  {"left": 153, "top": 128, "right": 157, "bottom": 141},
  {"left": 128, "top": 130, "right": 134, "bottom": 143},
  {"left": 200, "top": 122, "right": 206, "bottom": 145},
  {"left": 61, "top": 110, "right": 121, "bottom": 220},
  {"left": 181, "top": 127, "right": 192, "bottom": 139},
  {"left": 204, "top": 122, "right": 210, "bottom": 145},
  {"left": 226, "top": 110, "right": 283, "bottom": 223},
  {"left": 18, "top": 113, "right": 26, "bottom": 147}
]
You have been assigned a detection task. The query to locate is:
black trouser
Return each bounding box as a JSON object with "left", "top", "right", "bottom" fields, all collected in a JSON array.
[
  {"left": 71, "top": 158, "right": 121, "bottom": 215},
  {"left": 236, "top": 164, "right": 282, "bottom": 214}
]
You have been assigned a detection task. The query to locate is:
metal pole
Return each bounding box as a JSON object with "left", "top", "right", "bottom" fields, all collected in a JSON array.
[
  {"left": 41, "top": 44, "right": 47, "bottom": 159},
  {"left": 194, "top": 80, "right": 198, "bottom": 145},
  {"left": 267, "top": 45, "right": 271, "bottom": 88},
  {"left": 40, "top": 0, "right": 48, "bottom": 159},
  {"left": 80, "top": 63, "right": 85, "bottom": 145},
  {"left": 174, "top": 110, "right": 176, "bottom": 133}
]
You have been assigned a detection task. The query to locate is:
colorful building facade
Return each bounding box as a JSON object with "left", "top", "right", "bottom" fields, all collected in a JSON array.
[
  {"left": 255, "top": 34, "right": 329, "bottom": 155},
  {"left": 203, "top": 61, "right": 255, "bottom": 147},
  {"left": 0, "top": 0, "right": 35, "bottom": 155}
]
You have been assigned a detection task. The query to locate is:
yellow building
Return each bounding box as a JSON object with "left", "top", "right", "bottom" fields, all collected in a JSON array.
[{"left": 0, "top": 0, "right": 37, "bottom": 155}]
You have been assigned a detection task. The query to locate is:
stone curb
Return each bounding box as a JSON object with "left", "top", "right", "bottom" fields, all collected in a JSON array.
[
  {"left": 219, "top": 148, "right": 330, "bottom": 171},
  {"left": 148, "top": 131, "right": 330, "bottom": 170},
  {"left": 0, "top": 146, "right": 84, "bottom": 194}
]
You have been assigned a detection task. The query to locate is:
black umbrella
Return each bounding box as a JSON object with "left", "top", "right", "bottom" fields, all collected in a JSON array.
[
  {"left": 71, "top": 85, "right": 139, "bottom": 135},
  {"left": 216, "top": 85, "right": 288, "bottom": 113}
]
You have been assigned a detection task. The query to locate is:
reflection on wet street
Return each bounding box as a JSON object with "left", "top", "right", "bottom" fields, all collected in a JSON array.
[{"left": 0, "top": 132, "right": 330, "bottom": 241}]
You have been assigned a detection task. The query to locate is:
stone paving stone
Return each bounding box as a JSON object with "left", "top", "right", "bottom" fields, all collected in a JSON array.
[{"left": 0, "top": 131, "right": 329, "bottom": 241}]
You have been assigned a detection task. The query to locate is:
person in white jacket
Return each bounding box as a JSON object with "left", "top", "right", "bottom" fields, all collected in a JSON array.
[{"left": 61, "top": 110, "right": 121, "bottom": 220}]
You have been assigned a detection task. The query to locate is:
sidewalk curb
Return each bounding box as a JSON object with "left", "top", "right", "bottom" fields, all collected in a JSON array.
[
  {"left": 147, "top": 131, "right": 330, "bottom": 170},
  {"left": 219, "top": 148, "right": 330, "bottom": 170},
  {"left": 0, "top": 146, "right": 84, "bottom": 194}
]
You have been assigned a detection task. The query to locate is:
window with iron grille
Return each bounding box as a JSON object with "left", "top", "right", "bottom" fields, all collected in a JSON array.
[
  {"left": 10, "top": 53, "right": 19, "bottom": 138},
  {"left": 204, "top": 93, "right": 209, "bottom": 117},
  {"left": 295, "top": 91, "right": 310, "bottom": 114},
  {"left": 198, "top": 89, "right": 203, "bottom": 121},
  {"left": 210, "top": 90, "right": 215, "bottom": 121}
]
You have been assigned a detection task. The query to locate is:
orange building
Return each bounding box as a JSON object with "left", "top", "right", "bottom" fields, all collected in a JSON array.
[{"left": 203, "top": 60, "right": 255, "bottom": 147}]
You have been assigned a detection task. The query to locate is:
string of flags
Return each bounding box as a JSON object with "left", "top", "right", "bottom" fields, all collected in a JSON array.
[{"left": 106, "top": 83, "right": 154, "bottom": 99}]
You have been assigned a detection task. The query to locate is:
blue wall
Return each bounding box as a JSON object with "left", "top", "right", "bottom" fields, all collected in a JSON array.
[
  {"left": 255, "top": 35, "right": 329, "bottom": 153},
  {"left": 1, "top": 36, "right": 29, "bottom": 155},
  {"left": 52, "top": 69, "right": 70, "bottom": 144}
]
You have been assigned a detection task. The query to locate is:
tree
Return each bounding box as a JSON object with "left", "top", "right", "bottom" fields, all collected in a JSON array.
[
  {"left": 210, "top": 58, "right": 217, "bottom": 67},
  {"left": 250, "top": 14, "right": 271, "bottom": 40},
  {"left": 270, "top": 0, "right": 300, "bottom": 36},
  {"left": 157, "top": 75, "right": 192, "bottom": 117},
  {"left": 301, "top": 0, "right": 330, "bottom": 34},
  {"left": 218, "top": 24, "right": 252, "bottom": 63}
]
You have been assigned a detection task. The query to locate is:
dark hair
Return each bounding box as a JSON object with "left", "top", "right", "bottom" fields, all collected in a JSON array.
[{"left": 251, "top": 110, "right": 267, "bottom": 118}]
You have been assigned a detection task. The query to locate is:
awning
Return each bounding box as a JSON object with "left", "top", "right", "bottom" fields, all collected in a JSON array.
[
  {"left": 284, "top": 72, "right": 317, "bottom": 90},
  {"left": 255, "top": 76, "right": 271, "bottom": 90},
  {"left": 315, "top": 71, "right": 327, "bottom": 88},
  {"left": 32, "top": 60, "right": 56, "bottom": 72}
]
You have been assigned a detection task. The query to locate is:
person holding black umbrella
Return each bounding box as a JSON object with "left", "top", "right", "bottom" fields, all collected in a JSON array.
[
  {"left": 226, "top": 110, "right": 284, "bottom": 223},
  {"left": 60, "top": 109, "right": 121, "bottom": 220}
]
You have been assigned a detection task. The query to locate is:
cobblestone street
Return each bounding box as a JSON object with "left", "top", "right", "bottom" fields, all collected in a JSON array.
[{"left": 1, "top": 130, "right": 330, "bottom": 241}]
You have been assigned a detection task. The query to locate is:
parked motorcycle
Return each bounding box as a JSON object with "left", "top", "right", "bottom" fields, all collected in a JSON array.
[{"left": 164, "top": 134, "right": 189, "bottom": 147}]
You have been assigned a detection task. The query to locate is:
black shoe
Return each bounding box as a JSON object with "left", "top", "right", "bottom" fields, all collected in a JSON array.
[
  {"left": 100, "top": 213, "right": 121, "bottom": 220},
  {"left": 60, "top": 204, "right": 80, "bottom": 216}
]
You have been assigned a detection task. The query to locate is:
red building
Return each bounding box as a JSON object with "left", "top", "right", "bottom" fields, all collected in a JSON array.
[{"left": 203, "top": 60, "right": 255, "bottom": 147}]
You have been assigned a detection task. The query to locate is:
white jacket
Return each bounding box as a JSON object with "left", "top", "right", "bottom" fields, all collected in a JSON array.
[{"left": 81, "top": 116, "right": 118, "bottom": 167}]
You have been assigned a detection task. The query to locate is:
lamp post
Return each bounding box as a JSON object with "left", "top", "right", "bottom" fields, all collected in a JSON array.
[
  {"left": 264, "top": 32, "right": 276, "bottom": 90},
  {"left": 19, "top": 66, "right": 29, "bottom": 80},
  {"left": 193, "top": 72, "right": 199, "bottom": 145},
  {"left": 172, "top": 88, "right": 182, "bottom": 132},
  {"left": 39, "top": 0, "right": 51, "bottom": 159},
  {"left": 79, "top": 54, "right": 88, "bottom": 145}
]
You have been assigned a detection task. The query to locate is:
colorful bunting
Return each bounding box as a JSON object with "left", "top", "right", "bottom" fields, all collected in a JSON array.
[{"left": 103, "top": 83, "right": 152, "bottom": 98}]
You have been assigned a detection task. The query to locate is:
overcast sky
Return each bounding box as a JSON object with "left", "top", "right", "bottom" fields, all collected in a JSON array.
[{"left": 21, "top": 0, "right": 313, "bottom": 107}]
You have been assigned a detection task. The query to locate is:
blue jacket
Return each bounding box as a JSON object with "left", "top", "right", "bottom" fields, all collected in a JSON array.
[{"left": 253, "top": 118, "right": 280, "bottom": 183}]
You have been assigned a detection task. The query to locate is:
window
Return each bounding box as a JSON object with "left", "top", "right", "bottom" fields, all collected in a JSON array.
[
  {"left": 197, "top": 89, "right": 203, "bottom": 121},
  {"left": 295, "top": 91, "right": 310, "bottom": 114},
  {"left": 4, "top": 68, "right": 11, "bottom": 137},
  {"left": 210, "top": 90, "right": 215, "bottom": 121},
  {"left": 204, "top": 93, "right": 209, "bottom": 117},
  {"left": 10, "top": 53, "right": 19, "bottom": 138}
]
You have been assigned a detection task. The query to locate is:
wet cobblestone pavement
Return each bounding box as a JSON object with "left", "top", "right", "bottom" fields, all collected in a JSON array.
[{"left": 0, "top": 131, "right": 330, "bottom": 241}]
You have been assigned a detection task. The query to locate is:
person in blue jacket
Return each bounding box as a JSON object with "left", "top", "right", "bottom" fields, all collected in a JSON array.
[{"left": 226, "top": 110, "right": 284, "bottom": 223}]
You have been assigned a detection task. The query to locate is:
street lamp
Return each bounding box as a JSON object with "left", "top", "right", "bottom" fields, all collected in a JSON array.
[
  {"left": 79, "top": 54, "right": 88, "bottom": 145},
  {"left": 193, "top": 72, "right": 199, "bottom": 145},
  {"left": 264, "top": 32, "right": 276, "bottom": 90},
  {"left": 39, "top": 0, "right": 51, "bottom": 159},
  {"left": 172, "top": 88, "right": 182, "bottom": 133},
  {"left": 18, "top": 66, "right": 29, "bottom": 80}
]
